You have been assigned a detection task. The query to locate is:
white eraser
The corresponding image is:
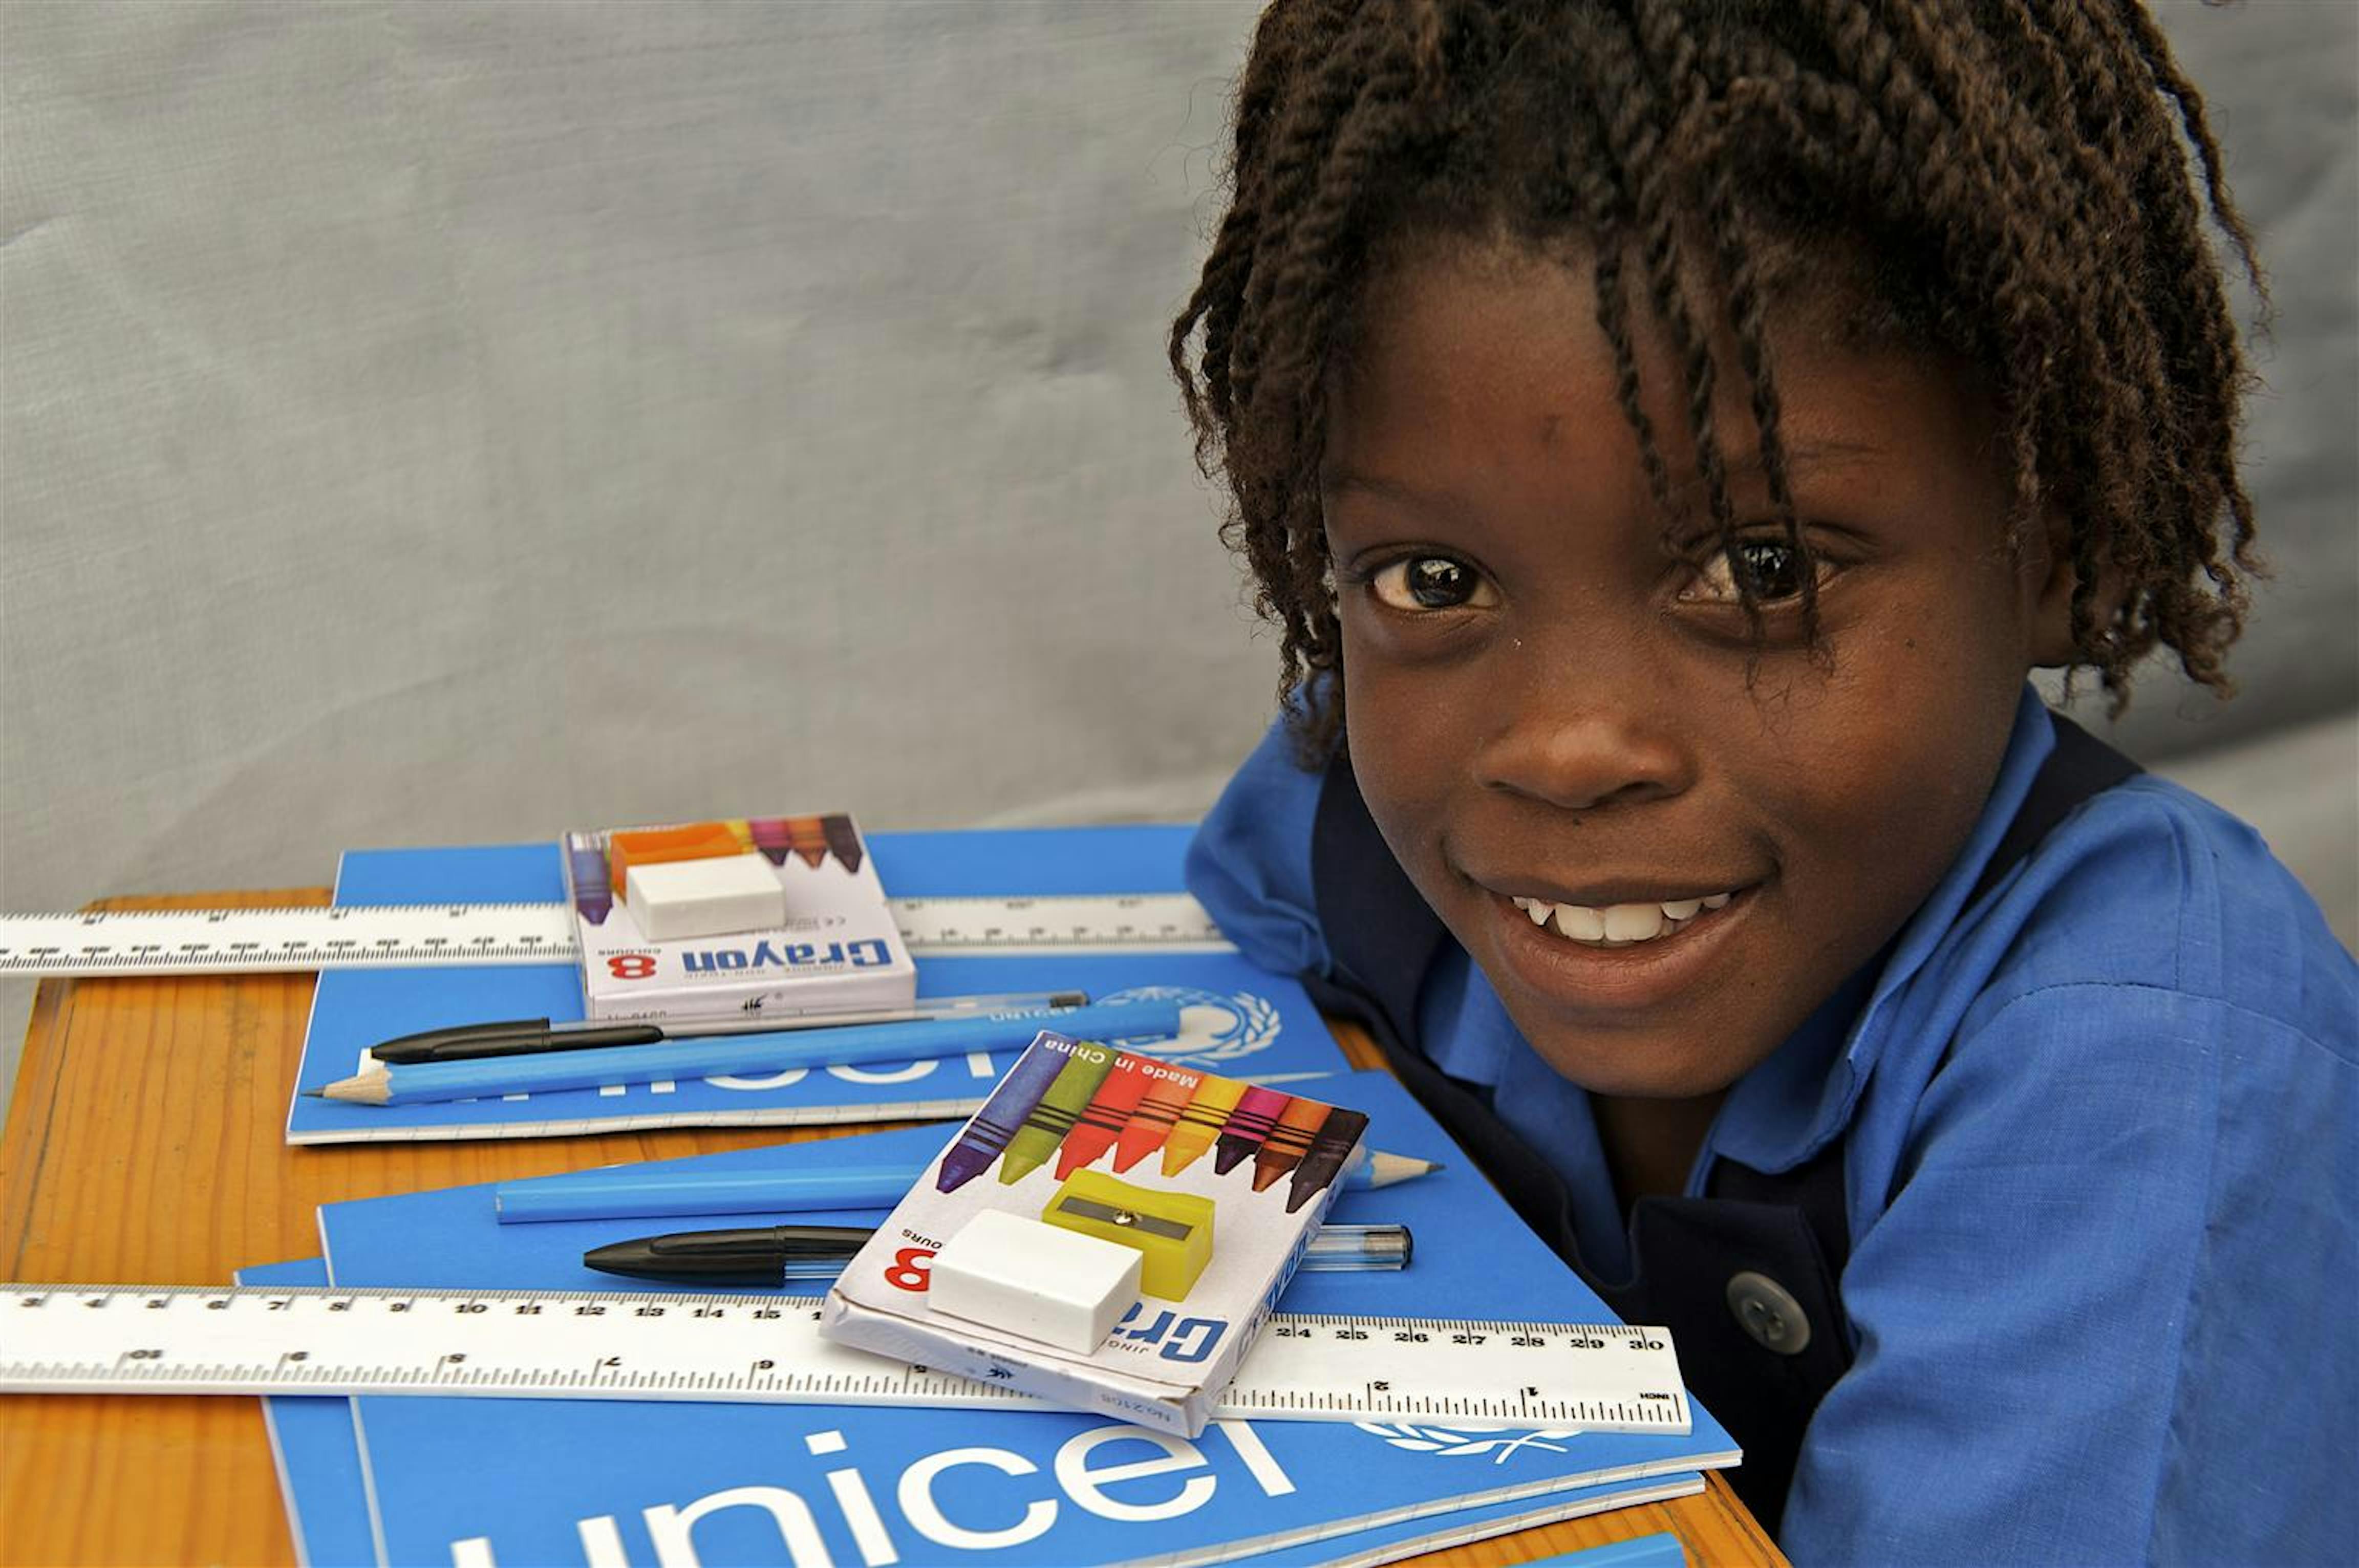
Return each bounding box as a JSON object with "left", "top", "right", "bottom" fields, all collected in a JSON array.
[
  {"left": 927, "top": 1210, "right": 1142, "bottom": 1354},
  {"left": 623, "top": 853, "right": 787, "bottom": 942}
]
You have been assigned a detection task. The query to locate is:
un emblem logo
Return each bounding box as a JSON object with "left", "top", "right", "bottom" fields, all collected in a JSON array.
[{"left": 1098, "top": 985, "right": 1281, "bottom": 1065}]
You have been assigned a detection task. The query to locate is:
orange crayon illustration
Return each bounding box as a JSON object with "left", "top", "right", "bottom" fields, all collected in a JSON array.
[
  {"left": 784, "top": 815, "right": 829, "bottom": 870},
  {"left": 606, "top": 822, "right": 742, "bottom": 898},
  {"left": 1111, "top": 1060, "right": 1206, "bottom": 1173},
  {"left": 1053, "top": 1053, "right": 1155, "bottom": 1179},
  {"left": 1251, "top": 1096, "right": 1332, "bottom": 1192},
  {"left": 1159, "top": 1074, "right": 1248, "bottom": 1177}
]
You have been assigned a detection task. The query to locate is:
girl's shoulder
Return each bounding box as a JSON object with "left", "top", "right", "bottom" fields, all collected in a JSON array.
[
  {"left": 1843, "top": 770, "right": 2352, "bottom": 1285},
  {"left": 1961, "top": 772, "right": 2355, "bottom": 1056}
]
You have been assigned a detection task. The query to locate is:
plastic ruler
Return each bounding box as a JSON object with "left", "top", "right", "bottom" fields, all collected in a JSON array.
[
  {"left": 0, "top": 893, "right": 1231, "bottom": 977},
  {"left": 0, "top": 1283, "right": 1690, "bottom": 1432}
]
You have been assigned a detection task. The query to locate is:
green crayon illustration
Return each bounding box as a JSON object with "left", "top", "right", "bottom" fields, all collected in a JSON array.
[{"left": 996, "top": 1040, "right": 1118, "bottom": 1185}]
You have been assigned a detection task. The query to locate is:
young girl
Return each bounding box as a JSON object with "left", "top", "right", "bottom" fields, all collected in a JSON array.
[{"left": 1168, "top": 2, "right": 2356, "bottom": 1560}]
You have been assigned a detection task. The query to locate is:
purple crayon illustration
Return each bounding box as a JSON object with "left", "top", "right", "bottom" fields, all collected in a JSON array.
[
  {"left": 820, "top": 813, "right": 865, "bottom": 874},
  {"left": 1210, "top": 1085, "right": 1291, "bottom": 1175},
  {"left": 747, "top": 818, "right": 792, "bottom": 867},
  {"left": 1285, "top": 1107, "right": 1369, "bottom": 1213},
  {"left": 934, "top": 1036, "right": 1071, "bottom": 1194},
  {"left": 567, "top": 839, "right": 613, "bottom": 925}
]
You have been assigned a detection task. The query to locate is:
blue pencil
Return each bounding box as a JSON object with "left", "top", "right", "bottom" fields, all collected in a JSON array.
[
  {"left": 497, "top": 1165, "right": 929, "bottom": 1222},
  {"left": 310, "top": 999, "right": 1184, "bottom": 1107},
  {"left": 492, "top": 1143, "right": 1443, "bottom": 1222}
]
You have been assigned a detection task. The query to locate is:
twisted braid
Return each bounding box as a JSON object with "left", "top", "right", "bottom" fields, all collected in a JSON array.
[{"left": 1171, "top": 0, "right": 2264, "bottom": 754}]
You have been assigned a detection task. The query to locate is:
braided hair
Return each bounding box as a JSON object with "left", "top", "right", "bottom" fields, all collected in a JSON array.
[{"left": 1170, "top": 0, "right": 2264, "bottom": 757}]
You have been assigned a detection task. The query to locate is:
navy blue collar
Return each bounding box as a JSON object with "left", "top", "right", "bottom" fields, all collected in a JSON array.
[{"left": 1705, "top": 686, "right": 2058, "bottom": 1174}]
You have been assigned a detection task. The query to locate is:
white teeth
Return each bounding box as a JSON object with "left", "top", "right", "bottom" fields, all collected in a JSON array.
[
  {"left": 1601, "top": 903, "right": 1664, "bottom": 941},
  {"left": 1511, "top": 889, "right": 1739, "bottom": 948},
  {"left": 1551, "top": 905, "right": 1607, "bottom": 941}
]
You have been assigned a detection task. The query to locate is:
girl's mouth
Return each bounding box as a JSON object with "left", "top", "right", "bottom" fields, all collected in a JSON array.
[{"left": 1508, "top": 890, "right": 1739, "bottom": 949}]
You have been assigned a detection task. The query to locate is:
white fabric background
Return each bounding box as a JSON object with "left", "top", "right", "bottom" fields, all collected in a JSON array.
[{"left": 4, "top": 2, "right": 2352, "bottom": 1111}]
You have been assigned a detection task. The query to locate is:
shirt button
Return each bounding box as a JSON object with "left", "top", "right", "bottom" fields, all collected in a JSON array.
[{"left": 1725, "top": 1270, "right": 1811, "bottom": 1356}]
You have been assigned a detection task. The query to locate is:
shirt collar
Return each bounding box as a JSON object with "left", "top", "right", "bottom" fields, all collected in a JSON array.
[{"left": 1708, "top": 685, "right": 2058, "bottom": 1173}]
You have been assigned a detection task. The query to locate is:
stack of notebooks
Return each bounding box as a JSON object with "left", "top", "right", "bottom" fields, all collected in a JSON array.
[
  {"left": 289, "top": 826, "right": 1349, "bottom": 1144},
  {"left": 267, "top": 823, "right": 1740, "bottom": 1563},
  {"left": 253, "top": 1073, "right": 1738, "bottom": 1565}
]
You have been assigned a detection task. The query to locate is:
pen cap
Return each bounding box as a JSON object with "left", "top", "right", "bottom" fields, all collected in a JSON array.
[
  {"left": 1302, "top": 1223, "right": 1413, "bottom": 1270},
  {"left": 584, "top": 1225, "right": 869, "bottom": 1281}
]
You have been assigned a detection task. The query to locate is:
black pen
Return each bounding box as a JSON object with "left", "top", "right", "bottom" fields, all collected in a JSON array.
[
  {"left": 584, "top": 1222, "right": 1413, "bottom": 1287},
  {"left": 368, "top": 990, "right": 1091, "bottom": 1065},
  {"left": 586, "top": 1226, "right": 881, "bottom": 1284}
]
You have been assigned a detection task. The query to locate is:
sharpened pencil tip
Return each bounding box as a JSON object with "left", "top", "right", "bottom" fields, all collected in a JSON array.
[{"left": 299, "top": 1089, "right": 324, "bottom": 1098}]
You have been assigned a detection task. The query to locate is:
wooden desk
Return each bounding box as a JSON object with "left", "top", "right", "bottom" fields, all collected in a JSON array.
[{"left": 1, "top": 889, "right": 1786, "bottom": 1568}]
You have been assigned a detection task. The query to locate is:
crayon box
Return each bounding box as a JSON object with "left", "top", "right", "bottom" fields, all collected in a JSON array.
[
  {"left": 818, "top": 1030, "right": 1369, "bottom": 1436},
  {"left": 560, "top": 813, "right": 916, "bottom": 1022}
]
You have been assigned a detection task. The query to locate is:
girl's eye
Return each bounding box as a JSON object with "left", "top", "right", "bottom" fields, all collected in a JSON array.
[
  {"left": 1680, "top": 538, "right": 1824, "bottom": 605},
  {"left": 1366, "top": 555, "right": 1497, "bottom": 612}
]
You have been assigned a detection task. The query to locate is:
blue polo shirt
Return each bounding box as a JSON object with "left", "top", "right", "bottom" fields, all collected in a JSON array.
[{"left": 1187, "top": 688, "right": 2358, "bottom": 1565}]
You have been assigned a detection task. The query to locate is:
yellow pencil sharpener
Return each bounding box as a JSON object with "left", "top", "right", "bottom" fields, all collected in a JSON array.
[{"left": 1041, "top": 1170, "right": 1215, "bottom": 1301}]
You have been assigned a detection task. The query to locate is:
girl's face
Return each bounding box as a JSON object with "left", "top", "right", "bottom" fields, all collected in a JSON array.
[{"left": 1320, "top": 237, "right": 2074, "bottom": 1100}]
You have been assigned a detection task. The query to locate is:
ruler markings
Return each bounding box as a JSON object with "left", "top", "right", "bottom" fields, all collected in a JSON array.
[
  {"left": 0, "top": 893, "right": 1232, "bottom": 976},
  {"left": 0, "top": 1284, "right": 1685, "bottom": 1432}
]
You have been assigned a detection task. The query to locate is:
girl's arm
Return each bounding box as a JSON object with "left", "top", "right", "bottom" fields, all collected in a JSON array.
[
  {"left": 1784, "top": 980, "right": 2355, "bottom": 1563},
  {"left": 1184, "top": 717, "right": 1333, "bottom": 982}
]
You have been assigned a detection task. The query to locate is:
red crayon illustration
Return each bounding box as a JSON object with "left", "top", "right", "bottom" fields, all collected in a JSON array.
[
  {"left": 1250, "top": 1096, "right": 1332, "bottom": 1192},
  {"left": 1053, "top": 1053, "right": 1155, "bottom": 1180},
  {"left": 1111, "top": 1061, "right": 1206, "bottom": 1173}
]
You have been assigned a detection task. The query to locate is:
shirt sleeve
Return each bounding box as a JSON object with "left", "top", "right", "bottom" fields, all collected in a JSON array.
[
  {"left": 1780, "top": 981, "right": 2359, "bottom": 1565},
  {"left": 1183, "top": 716, "right": 1333, "bottom": 982}
]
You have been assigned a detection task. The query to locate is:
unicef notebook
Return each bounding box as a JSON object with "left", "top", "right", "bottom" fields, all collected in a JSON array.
[
  {"left": 312, "top": 1072, "right": 1739, "bottom": 1567},
  {"left": 288, "top": 827, "right": 1348, "bottom": 1144},
  {"left": 240, "top": 1258, "right": 377, "bottom": 1568},
  {"left": 248, "top": 1256, "right": 1707, "bottom": 1568}
]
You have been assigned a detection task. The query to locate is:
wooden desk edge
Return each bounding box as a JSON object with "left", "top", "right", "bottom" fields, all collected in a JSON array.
[{"left": 0, "top": 889, "right": 1785, "bottom": 1568}]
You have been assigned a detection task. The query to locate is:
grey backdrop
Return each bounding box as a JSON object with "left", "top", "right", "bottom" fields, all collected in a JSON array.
[{"left": 4, "top": 2, "right": 2353, "bottom": 1114}]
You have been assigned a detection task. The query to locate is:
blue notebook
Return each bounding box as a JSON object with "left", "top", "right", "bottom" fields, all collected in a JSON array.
[
  {"left": 311, "top": 1070, "right": 1738, "bottom": 1566},
  {"left": 290, "top": 827, "right": 1352, "bottom": 1144},
  {"left": 239, "top": 1259, "right": 379, "bottom": 1568},
  {"left": 1512, "top": 1531, "right": 1690, "bottom": 1567},
  {"left": 245, "top": 1258, "right": 1705, "bottom": 1568}
]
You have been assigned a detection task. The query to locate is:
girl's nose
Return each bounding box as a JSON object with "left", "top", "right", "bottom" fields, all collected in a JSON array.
[{"left": 1471, "top": 637, "right": 1697, "bottom": 812}]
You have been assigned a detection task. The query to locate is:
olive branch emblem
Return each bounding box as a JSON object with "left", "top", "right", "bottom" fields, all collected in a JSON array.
[
  {"left": 1100, "top": 986, "right": 1280, "bottom": 1064},
  {"left": 1355, "top": 1422, "right": 1579, "bottom": 1464}
]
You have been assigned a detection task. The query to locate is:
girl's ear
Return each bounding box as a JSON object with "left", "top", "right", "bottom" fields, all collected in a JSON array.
[{"left": 2023, "top": 509, "right": 2118, "bottom": 667}]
